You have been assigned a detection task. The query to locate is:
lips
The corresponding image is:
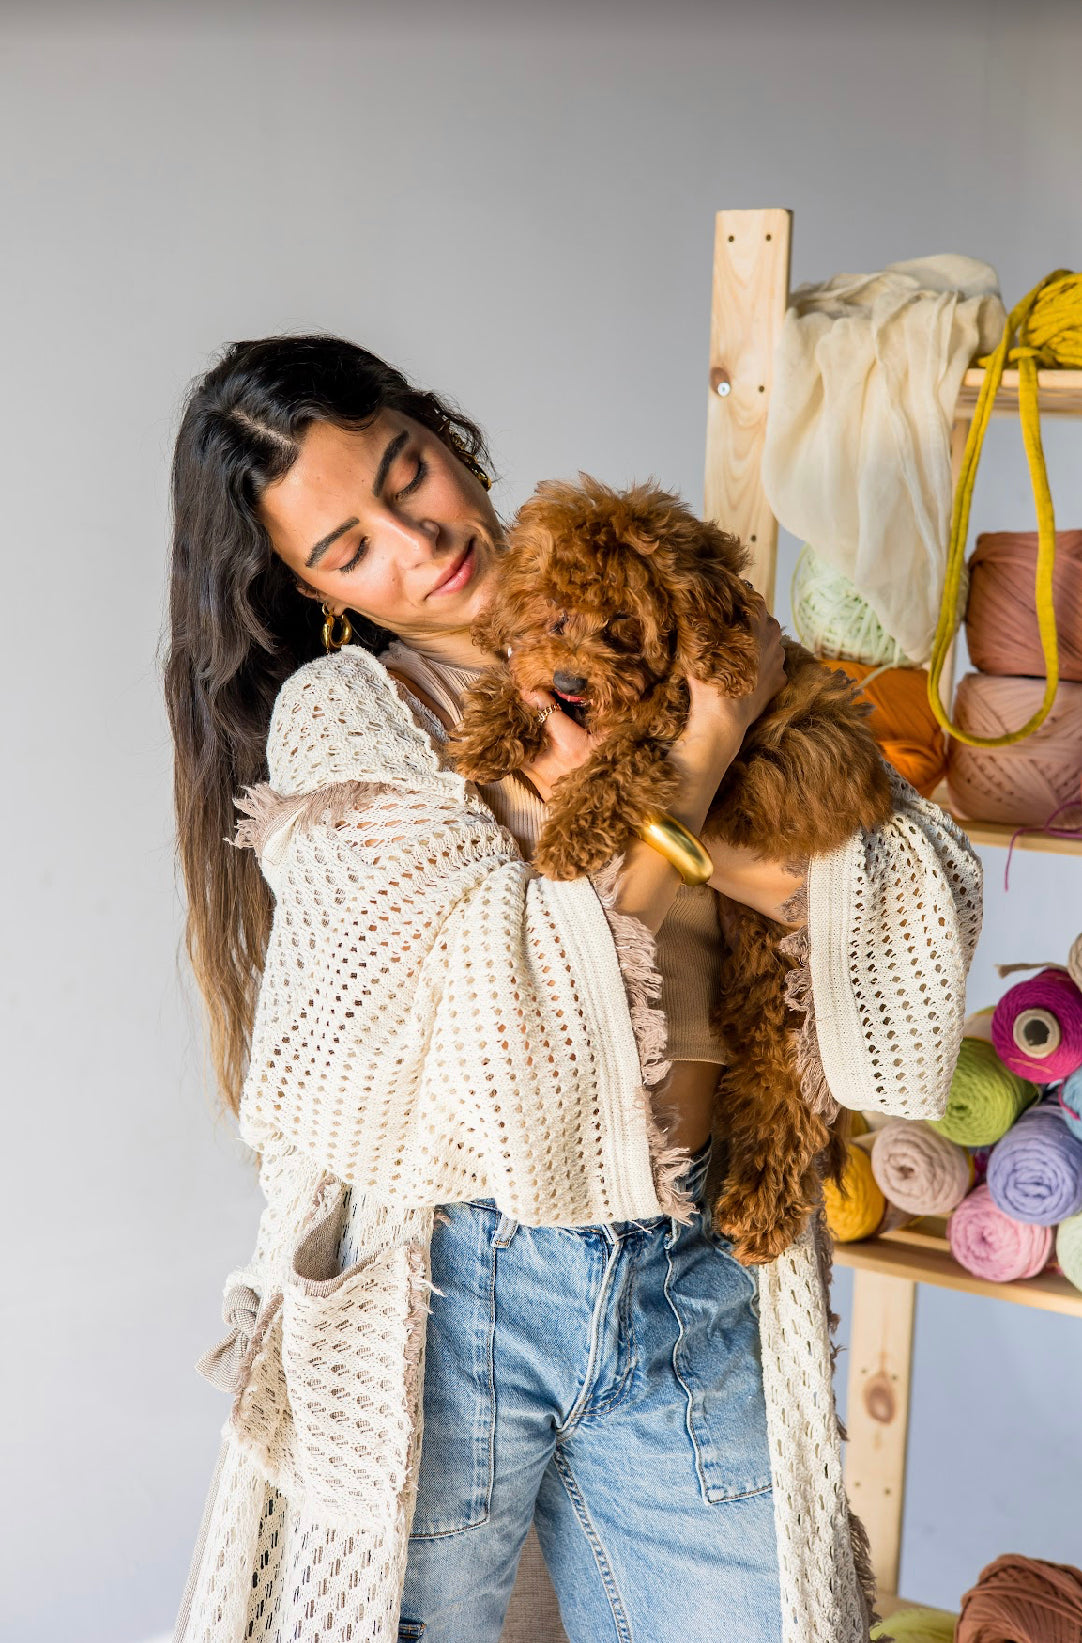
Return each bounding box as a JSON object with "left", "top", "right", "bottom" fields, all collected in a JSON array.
[{"left": 429, "top": 539, "right": 475, "bottom": 597}]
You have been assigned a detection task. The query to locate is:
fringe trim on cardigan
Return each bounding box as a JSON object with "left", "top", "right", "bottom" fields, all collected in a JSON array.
[
  {"left": 777, "top": 875, "right": 839, "bottom": 1123},
  {"left": 812, "top": 1199, "right": 882, "bottom": 1637},
  {"left": 589, "top": 855, "right": 697, "bottom": 1226},
  {"left": 234, "top": 779, "right": 397, "bottom": 855}
]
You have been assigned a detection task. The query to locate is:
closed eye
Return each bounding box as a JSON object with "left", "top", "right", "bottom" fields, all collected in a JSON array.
[{"left": 395, "top": 454, "right": 427, "bottom": 500}]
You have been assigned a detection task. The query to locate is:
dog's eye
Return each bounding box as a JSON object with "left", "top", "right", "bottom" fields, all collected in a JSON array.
[
  {"left": 550, "top": 615, "right": 568, "bottom": 635},
  {"left": 606, "top": 614, "right": 643, "bottom": 648}
]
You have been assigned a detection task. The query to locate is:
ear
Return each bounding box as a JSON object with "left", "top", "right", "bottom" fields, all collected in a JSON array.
[
  {"left": 671, "top": 562, "right": 760, "bottom": 696},
  {"left": 470, "top": 602, "right": 511, "bottom": 656}
]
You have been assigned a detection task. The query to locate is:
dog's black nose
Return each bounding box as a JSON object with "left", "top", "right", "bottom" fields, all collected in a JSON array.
[{"left": 552, "top": 670, "right": 589, "bottom": 696}]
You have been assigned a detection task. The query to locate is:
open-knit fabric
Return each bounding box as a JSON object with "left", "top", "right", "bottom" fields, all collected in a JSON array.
[
  {"left": 173, "top": 643, "right": 982, "bottom": 1643},
  {"left": 379, "top": 636, "right": 730, "bottom": 1063}
]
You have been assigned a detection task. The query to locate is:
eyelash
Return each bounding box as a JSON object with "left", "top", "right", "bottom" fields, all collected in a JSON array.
[{"left": 339, "top": 455, "right": 428, "bottom": 573}]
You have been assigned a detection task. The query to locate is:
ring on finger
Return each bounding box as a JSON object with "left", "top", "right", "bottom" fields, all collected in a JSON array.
[{"left": 535, "top": 703, "right": 559, "bottom": 726}]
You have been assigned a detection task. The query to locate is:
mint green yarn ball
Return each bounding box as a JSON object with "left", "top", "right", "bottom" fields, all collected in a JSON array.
[
  {"left": 1057, "top": 1213, "right": 1082, "bottom": 1292},
  {"left": 871, "top": 1608, "right": 957, "bottom": 1642},
  {"left": 791, "top": 545, "right": 914, "bottom": 667},
  {"left": 929, "top": 1038, "right": 1037, "bottom": 1147}
]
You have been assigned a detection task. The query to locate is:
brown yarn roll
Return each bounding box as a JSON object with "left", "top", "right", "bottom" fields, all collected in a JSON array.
[
  {"left": 966, "top": 530, "right": 1082, "bottom": 682},
  {"left": 947, "top": 673, "right": 1082, "bottom": 824},
  {"left": 826, "top": 660, "right": 948, "bottom": 797},
  {"left": 956, "top": 1553, "right": 1082, "bottom": 1642}
]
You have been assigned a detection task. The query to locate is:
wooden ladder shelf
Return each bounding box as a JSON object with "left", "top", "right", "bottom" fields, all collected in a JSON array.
[{"left": 702, "top": 208, "right": 1082, "bottom": 1614}]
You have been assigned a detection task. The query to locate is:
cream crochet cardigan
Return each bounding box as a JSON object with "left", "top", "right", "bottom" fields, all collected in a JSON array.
[{"left": 173, "top": 643, "right": 982, "bottom": 1643}]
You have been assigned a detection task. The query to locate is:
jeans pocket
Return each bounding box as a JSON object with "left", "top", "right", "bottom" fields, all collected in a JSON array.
[
  {"left": 408, "top": 1202, "right": 496, "bottom": 1537},
  {"left": 663, "top": 1230, "right": 773, "bottom": 1505}
]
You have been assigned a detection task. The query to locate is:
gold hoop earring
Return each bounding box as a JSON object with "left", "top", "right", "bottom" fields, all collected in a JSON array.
[{"left": 322, "top": 603, "right": 353, "bottom": 651}]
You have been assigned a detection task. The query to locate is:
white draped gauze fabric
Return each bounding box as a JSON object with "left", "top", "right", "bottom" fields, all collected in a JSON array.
[{"left": 762, "top": 254, "right": 1006, "bottom": 662}]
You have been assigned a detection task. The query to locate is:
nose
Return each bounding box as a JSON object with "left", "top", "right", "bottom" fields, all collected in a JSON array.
[{"left": 552, "top": 669, "right": 589, "bottom": 696}]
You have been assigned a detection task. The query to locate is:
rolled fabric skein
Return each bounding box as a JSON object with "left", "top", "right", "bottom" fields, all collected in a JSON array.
[
  {"left": 823, "top": 1137, "right": 886, "bottom": 1242},
  {"left": 929, "top": 1038, "right": 1037, "bottom": 1147},
  {"left": 946, "top": 672, "right": 1082, "bottom": 827},
  {"left": 948, "top": 1183, "right": 1052, "bottom": 1281},
  {"left": 991, "top": 967, "right": 1082, "bottom": 1081},
  {"left": 871, "top": 1120, "right": 972, "bottom": 1216},
  {"left": 1059, "top": 1066, "right": 1082, "bottom": 1141},
  {"left": 825, "top": 658, "right": 947, "bottom": 798},
  {"left": 986, "top": 1104, "right": 1082, "bottom": 1224},
  {"left": 1057, "top": 1215, "right": 1082, "bottom": 1288},
  {"left": 871, "top": 1609, "right": 957, "bottom": 1643},
  {"left": 965, "top": 528, "right": 1082, "bottom": 682},
  {"left": 957, "top": 1552, "right": 1082, "bottom": 1643},
  {"left": 791, "top": 545, "right": 914, "bottom": 668},
  {"left": 1057, "top": 1213, "right": 1082, "bottom": 1292}
]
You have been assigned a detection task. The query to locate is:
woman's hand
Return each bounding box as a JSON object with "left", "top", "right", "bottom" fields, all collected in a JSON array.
[
  {"left": 517, "top": 595, "right": 786, "bottom": 813},
  {"left": 666, "top": 597, "right": 787, "bottom": 827},
  {"left": 517, "top": 694, "right": 598, "bottom": 803}
]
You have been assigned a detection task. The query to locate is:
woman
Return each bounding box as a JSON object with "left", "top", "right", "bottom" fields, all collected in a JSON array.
[{"left": 168, "top": 337, "right": 981, "bottom": 1643}]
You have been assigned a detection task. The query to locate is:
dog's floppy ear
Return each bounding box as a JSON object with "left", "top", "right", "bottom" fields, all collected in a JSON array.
[{"left": 669, "top": 526, "right": 760, "bottom": 696}]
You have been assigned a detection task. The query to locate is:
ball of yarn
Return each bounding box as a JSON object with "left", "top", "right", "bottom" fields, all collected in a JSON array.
[
  {"left": 986, "top": 1104, "right": 1082, "bottom": 1225},
  {"left": 823, "top": 1140, "right": 886, "bottom": 1241},
  {"left": 871, "top": 1120, "right": 972, "bottom": 1216},
  {"left": 957, "top": 1552, "right": 1082, "bottom": 1642},
  {"left": 930, "top": 1038, "right": 1037, "bottom": 1147},
  {"left": 948, "top": 1182, "right": 1052, "bottom": 1280},
  {"left": 991, "top": 967, "right": 1082, "bottom": 1081},
  {"left": 946, "top": 673, "right": 1082, "bottom": 826},
  {"left": 963, "top": 1005, "right": 996, "bottom": 1044},
  {"left": 1069, "top": 930, "right": 1082, "bottom": 992},
  {"left": 1057, "top": 1213, "right": 1082, "bottom": 1292},
  {"left": 871, "top": 1609, "right": 957, "bottom": 1643},
  {"left": 792, "top": 545, "right": 914, "bottom": 667},
  {"left": 824, "top": 659, "right": 947, "bottom": 797},
  {"left": 966, "top": 529, "right": 1082, "bottom": 682},
  {"left": 1059, "top": 1067, "right": 1082, "bottom": 1141}
]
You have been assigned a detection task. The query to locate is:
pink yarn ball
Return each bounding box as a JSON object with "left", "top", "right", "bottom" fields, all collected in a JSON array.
[
  {"left": 966, "top": 530, "right": 1082, "bottom": 683},
  {"left": 991, "top": 968, "right": 1082, "bottom": 1081},
  {"left": 948, "top": 1183, "right": 1053, "bottom": 1281},
  {"left": 946, "top": 673, "right": 1082, "bottom": 827}
]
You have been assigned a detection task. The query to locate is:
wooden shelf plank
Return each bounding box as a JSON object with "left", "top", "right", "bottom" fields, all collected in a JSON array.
[
  {"left": 833, "top": 1226, "right": 1082, "bottom": 1319},
  {"left": 957, "top": 816, "right": 1082, "bottom": 856},
  {"left": 954, "top": 366, "right": 1082, "bottom": 418},
  {"left": 925, "top": 786, "right": 1082, "bottom": 856}
]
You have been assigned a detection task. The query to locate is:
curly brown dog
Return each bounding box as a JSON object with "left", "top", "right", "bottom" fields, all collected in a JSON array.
[{"left": 448, "top": 475, "right": 894, "bottom": 1264}]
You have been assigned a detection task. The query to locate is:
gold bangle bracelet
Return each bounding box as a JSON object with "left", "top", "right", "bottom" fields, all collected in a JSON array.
[{"left": 633, "top": 808, "right": 714, "bottom": 887}]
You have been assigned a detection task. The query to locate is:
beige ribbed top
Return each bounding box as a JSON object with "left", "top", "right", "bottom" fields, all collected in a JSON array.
[{"left": 380, "top": 637, "right": 728, "bottom": 1064}]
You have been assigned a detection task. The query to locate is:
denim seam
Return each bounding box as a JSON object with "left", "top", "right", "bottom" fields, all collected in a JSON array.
[
  {"left": 550, "top": 1448, "right": 634, "bottom": 1643},
  {"left": 554, "top": 1239, "right": 621, "bottom": 1437},
  {"left": 571, "top": 1251, "right": 640, "bottom": 1421},
  {"left": 662, "top": 1239, "right": 772, "bottom": 1506}
]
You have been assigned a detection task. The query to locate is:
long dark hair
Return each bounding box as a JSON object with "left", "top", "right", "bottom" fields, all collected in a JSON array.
[{"left": 164, "top": 335, "right": 491, "bottom": 1116}]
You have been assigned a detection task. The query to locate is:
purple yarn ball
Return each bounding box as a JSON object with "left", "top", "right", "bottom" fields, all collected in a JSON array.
[{"left": 986, "top": 1104, "right": 1082, "bottom": 1225}]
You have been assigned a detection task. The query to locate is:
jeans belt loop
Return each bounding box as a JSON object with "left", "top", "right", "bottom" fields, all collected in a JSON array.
[{"left": 493, "top": 1211, "right": 519, "bottom": 1248}]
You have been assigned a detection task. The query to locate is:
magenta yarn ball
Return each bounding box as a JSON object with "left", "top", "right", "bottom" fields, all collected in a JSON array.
[{"left": 991, "top": 968, "right": 1082, "bottom": 1081}]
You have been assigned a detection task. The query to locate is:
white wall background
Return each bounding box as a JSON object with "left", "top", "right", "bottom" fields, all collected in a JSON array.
[{"left": 2, "top": 2, "right": 1080, "bottom": 1638}]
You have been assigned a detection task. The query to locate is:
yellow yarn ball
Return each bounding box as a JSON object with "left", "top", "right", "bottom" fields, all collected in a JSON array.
[
  {"left": 871, "top": 1607, "right": 957, "bottom": 1642},
  {"left": 824, "top": 1140, "right": 886, "bottom": 1242}
]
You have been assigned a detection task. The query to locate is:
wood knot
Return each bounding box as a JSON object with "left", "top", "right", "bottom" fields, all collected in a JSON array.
[{"left": 862, "top": 1372, "right": 896, "bottom": 1424}]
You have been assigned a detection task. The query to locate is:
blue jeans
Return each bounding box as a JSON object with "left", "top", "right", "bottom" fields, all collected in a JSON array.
[{"left": 398, "top": 1138, "right": 783, "bottom": 1642}]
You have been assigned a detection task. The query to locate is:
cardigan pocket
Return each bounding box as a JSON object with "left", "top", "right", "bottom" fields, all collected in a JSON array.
[{"left": 225, "top": 1179, "right": 436, "bottom": 1533}]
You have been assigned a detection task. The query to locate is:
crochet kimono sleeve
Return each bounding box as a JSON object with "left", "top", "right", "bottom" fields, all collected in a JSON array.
[
  {"left": 235, "top": 780, "right": 689, "bottom": 1227},
  {"left": 807, "top": 769, "right": 983, "bottom": 1121}
]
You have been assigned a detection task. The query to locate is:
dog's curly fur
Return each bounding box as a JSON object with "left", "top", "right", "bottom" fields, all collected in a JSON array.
[{"left": 448, "top": 475, "right": 894, "bottom": 1264}]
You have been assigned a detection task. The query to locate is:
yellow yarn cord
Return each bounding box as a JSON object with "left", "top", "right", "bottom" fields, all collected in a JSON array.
[{"left": 928, "top": 268, "right": 1082, "bottom": 746}]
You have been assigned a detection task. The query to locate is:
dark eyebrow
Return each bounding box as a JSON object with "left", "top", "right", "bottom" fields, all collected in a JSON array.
[
  {"left": 372, "top": 428, "right": 409, "bottom": 498},
  {"left": 305, "top": 517, "right": 359, "bottom": 570}
]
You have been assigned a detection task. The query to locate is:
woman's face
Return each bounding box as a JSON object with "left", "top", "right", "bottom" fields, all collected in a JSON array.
[{"left": 259, "top": 411, "right": 503, "bottom": 648}]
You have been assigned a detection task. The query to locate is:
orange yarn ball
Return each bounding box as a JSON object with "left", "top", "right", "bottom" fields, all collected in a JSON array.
[{"left": 826, "top": 660, "right": 948, "bottom": 798}]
